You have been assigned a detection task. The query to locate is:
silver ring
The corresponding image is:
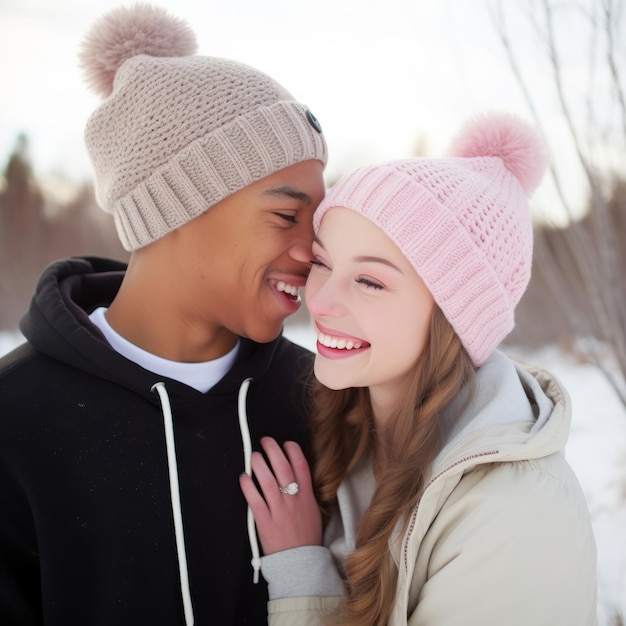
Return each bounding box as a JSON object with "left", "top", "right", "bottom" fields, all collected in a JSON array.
[{"left": 278, "top": 482, "right": 299, "bottom": 495}]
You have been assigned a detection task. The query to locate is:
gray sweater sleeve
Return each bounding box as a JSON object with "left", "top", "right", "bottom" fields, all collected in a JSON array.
[{"left": 261, "top": 546, "right": 345, "bottom": 600}]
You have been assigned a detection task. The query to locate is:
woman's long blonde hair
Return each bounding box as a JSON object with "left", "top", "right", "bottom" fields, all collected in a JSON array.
[{"left": 309, "top": 305, "right": 475, "bottom": 625}]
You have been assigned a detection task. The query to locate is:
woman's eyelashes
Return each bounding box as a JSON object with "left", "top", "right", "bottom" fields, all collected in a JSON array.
[
  {"left": 310, "top": 258, "right": 385, "bottom": 291},
  {"left": 356, "top": 277, "right": 384, "bottom": 290}
]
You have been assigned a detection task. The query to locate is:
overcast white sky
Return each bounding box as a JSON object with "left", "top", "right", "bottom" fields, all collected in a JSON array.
[{"left": 0, "top": 0, "right": 620, "bottom": 221}]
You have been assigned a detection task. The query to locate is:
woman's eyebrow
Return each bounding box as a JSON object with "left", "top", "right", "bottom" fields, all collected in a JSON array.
[
  {"left": 313, "top": 236, "right": 403, "bottom": 273},
  {"left": 263, "top": 185, "right": 312, "bottom": 204},
  {"left": 355, "top": 256, "right": 403, "bottom": 272}
]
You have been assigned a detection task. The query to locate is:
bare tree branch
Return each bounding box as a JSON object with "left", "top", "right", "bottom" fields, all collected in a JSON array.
[{"left": 490, "top": 0, "right": 626, "bottom": 408}]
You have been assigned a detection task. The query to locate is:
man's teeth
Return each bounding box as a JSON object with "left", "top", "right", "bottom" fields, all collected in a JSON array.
[
  {"left": 318, "top": 332, "right": 363, "bottom": 350},
  {"left": 276, "top": 281, "right": 299, "bottom": 297}
]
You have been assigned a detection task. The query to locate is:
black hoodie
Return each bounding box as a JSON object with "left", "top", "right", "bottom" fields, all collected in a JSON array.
[{"left": 0, "top": 256, "right": 314, "bottom": 625}]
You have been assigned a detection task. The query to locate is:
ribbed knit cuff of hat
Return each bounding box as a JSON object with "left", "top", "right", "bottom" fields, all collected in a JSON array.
[{"left": 106, "top": 101, "right": 326, "bottom": 251}]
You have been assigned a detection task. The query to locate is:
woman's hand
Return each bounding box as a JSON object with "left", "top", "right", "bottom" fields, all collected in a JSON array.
[{"left": 239, "top": 437, "right": 322, "bottom": 555}]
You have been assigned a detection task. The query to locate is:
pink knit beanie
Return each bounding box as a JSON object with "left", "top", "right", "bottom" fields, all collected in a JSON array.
[
  {"left": 313, "top": 113, "right": 547, "bottom": 366},
  {"left": 79, "top": 4, "right": 327, "bottom": 251}
]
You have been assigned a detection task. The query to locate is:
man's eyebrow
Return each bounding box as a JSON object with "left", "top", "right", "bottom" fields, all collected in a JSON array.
[
  {"left": 313, "top": 236, "right": 403, "bottom": 273},
  {"left": 263, "top": 185, "right": 312, "bottom": 204}
]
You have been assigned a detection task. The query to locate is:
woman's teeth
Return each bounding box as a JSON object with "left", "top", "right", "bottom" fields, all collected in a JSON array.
[{"left": 317, "top": 332, "right": 363, "bottom": 350}]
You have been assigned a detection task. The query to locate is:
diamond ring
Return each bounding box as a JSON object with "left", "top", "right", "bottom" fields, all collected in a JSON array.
[{"left": 278, "top": 482, "right": 299, "bottom": 495}]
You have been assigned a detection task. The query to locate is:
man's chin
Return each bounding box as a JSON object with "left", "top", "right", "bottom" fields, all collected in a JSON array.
[{"left": 245, "top": 323, "right": 284, "bottom": 344}]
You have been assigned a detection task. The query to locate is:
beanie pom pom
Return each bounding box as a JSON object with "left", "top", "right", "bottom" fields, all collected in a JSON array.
[
  {"left": 79, "top": 3, "right": 197, "bottom": 98},
  {"left": 448, "top": 112, "right": 547, "bottom": 194}
]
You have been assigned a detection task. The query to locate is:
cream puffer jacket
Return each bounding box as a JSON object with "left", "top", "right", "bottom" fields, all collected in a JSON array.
[{"left": 260, "top": 351, "right": 598, "bottom": 625}]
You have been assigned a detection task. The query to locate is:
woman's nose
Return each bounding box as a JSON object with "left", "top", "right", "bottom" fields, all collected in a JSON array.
[{"left": 305, "top": 273, "right": 346, "bottom": 318}]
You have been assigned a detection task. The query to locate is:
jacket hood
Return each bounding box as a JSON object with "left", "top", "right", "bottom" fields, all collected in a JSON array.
[
  {"left": 433, "top": 350, "right": 570, "bottom": 478},
  {"left": 19, "top": 256, "right": 290, "bottom": 404}
]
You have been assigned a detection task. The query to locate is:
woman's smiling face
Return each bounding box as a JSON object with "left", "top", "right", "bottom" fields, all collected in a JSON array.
[{"left": 305, "top": 207, "right": 435, "bottom": 413}]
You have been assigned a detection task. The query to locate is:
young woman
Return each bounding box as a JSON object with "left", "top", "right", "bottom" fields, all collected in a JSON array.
[{"left": 240, "top": 113, "right": 597, "bottom": 625}]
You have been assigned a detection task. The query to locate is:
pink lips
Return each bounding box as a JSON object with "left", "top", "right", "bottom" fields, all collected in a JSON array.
[{"left": 314, "top": 322, "right": 370, "bottom": 360}]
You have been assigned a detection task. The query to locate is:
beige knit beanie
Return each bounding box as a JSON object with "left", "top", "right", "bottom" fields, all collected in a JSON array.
[{"left": 79, "top": 4, "right": 328, "bottom": 251}]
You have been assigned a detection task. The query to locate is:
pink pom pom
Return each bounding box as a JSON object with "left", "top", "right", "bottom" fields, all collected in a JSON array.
[
  {"left": 79, "top": 4, "right": 197, "bottom": 98},
  {"left": 447, "top": 112, "right": 547, "bottom": 194}
]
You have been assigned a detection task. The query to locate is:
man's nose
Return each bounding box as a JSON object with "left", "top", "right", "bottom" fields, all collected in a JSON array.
[{"left": 288, "top": 220, "right": 315, "bottom": 265}]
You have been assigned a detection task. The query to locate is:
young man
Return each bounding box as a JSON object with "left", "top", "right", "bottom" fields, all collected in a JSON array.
[{"left": 0, "top": 5, "right": 326, "bottom": 625}]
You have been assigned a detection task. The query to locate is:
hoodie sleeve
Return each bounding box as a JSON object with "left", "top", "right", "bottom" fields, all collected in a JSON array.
[
  {"left": 0, "top": 469, "right": 41, "bottom": 623},
  {"left": 261, "top": 545, "right": 345, "bottom": 599},
  {"left": 260, "top": 546, "right": 345, "bottom": 625}
]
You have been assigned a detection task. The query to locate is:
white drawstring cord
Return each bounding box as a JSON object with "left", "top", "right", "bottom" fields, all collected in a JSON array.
[
  {"left": 152, "top": 382, "right": 195, "bottom": 626},
  {"left": 237, "top": 378, "right": 261, "bottom": 584}
]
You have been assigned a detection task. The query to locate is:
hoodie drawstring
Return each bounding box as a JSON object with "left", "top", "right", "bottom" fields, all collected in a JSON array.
[
  {"left": 152, "top": 382, "right": 195, "bottom": 626},
  {"left": 237, "top": 377, "right": 262, "bottom": 583}
]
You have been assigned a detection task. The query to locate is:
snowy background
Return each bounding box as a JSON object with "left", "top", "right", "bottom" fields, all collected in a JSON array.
[
  {"left": 1, "top": 0, "right": 623, "bottom": 621},
  {"left": 2, "top": 326, "right": 625, "bottom": 623}
]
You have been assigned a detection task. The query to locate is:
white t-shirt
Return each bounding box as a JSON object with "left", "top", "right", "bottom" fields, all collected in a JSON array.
[{"left": 89, "top": 307, "right": 239, "bottom": 393}]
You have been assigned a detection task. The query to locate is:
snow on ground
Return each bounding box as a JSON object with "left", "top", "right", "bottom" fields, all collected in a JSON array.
[
  {"left": 2, "top": 328, "right": 625, "bottom": 623},
  {"left": 0, "top": 332, "right": 21, "bottom": 358}
]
